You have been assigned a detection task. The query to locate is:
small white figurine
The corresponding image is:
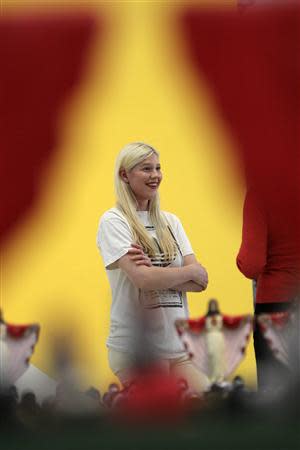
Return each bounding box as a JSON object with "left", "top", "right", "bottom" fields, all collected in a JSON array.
[{"left": 176, "top": 299, "right": 252, "bottom": 384}]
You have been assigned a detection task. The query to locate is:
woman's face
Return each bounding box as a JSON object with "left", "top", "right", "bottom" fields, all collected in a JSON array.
[{"left": 121, "top": 153, "right": 162, "bottom": 210}]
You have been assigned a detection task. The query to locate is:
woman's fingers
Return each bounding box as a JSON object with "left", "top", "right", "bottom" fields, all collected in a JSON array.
[
  {"left": 128, "top": 244, "right": 145, "bottom": 255},
  {"left": 129, "top": 253, "right": 152, "bottom": 266},
  {"left": 127, "top": 247, "right": 144, "bottom": 255},
  {"left": 135, "top": 259, "right": 152, "bottom": 267},
  {"left": 131, "top": 243, "right": 143, "bottom": 250},
  {"left": 128, "top": 243, "right": 152, "bottom": 266},
  {"left": 131, "top": 255, "right": 152, "bottom": 264},
  {"left": 130, "top": 254, "right": 147, "bottom": 261}
]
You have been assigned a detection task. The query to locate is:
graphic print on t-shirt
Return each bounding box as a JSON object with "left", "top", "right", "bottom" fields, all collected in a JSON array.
[{"left": 140, "top": 225, "right": 183, "bottom": 309}]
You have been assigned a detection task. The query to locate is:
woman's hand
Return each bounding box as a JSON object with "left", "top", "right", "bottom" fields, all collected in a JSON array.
[
  {"left": 189, "top": 263, "right": 208, "bottom": 289},
  {"left": 127, "top": 243, "right": 152, "bottom": 267}
]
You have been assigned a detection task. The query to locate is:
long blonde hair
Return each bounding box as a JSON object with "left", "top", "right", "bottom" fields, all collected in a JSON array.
[{"left": 115, "top": 142, "right": 176, "bottom": 260}]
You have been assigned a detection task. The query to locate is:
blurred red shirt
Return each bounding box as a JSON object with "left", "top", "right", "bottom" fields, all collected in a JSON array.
[{"left": 237, "top": 189, "right": 300, "bottom": 303}]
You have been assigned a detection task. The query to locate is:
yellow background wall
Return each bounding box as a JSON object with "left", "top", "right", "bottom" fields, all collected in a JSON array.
[{"left": 2, "top": 0, "right": 255, "bottom": 391}]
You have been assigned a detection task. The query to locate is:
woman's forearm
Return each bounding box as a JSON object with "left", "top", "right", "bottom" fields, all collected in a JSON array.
[
  {"left": 172, "top": 281, "right": 206, "bottom": 293},
  {"left": 140, "top": 265, "right": 194, "bottom": 291}
]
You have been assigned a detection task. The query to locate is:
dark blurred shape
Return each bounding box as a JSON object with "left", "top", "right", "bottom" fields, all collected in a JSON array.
[
  {"left": 290, "top": 303, "right": 300, "bottom": 392},
  {"left": 40, "top": 395, "right": 56, "bottom": 416},
  {"left": 101, "top": 391, "right": 109, "bottom": 407},
  {"left": 108, "top": 382, "right": 120, "bottom": 394},
  {"left": 0, "top": 12, "right": 97, "bottom": 246},
  {"left": 8, "top": 385, "right": 19, "bottom": 403},
  {"left": 255, "top": 304, "right": 300, "bottom": 395},
  {"left": 257, "top": 311, "right": 293, "bottom": 367},
  {"left": 19, "top": 391, "right": 40, "bottom": 415},
  {"left": 85, "top": 386, "right": 101, "bottom": 403},
  {"left": 232, "top": 375, "right": 245, "bottom": 391},
  {"left": 0, "top": 388, "right": 19, "bottom": 428},
  {"left": 16, "top": 390, "right": 41, "bottom": 428},
  {"left": 103, "top": 384, "right": 126, "bottom": 409}
]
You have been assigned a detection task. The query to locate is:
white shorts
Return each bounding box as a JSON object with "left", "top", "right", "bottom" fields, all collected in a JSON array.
[{"left": 108, "top": 348, "right": 209, "bottom": 393}]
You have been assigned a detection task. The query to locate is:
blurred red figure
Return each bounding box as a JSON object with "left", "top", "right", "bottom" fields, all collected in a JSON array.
[
  {"left": 177, "top": 1, "right": 300, "bottom": 394},
  {"left": 119, "top": 367, "right": 189, "bottom": 423},
  {"left": 237, "top": 187, "right": 300, "bottom": 392},
  {"left": 237, "top": 188, "right": 300, "bottom": 305}
]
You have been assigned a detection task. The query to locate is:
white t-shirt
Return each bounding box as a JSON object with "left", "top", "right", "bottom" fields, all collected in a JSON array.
[{"left": 96, "top": 207, "right": 194, "bottom": 358}]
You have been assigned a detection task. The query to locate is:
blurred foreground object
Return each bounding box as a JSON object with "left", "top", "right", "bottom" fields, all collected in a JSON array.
[
  {"left": 257, "top": 303, "right": 300, "bottom": 394},
  {"left": 0, "top": 310, "right": 39, "bottom": 386},
  {"left": 257, "top": 311, "right": 296, "bottom": 367},
  {"left": 0, "top": 11, "right": 96, "bottom": 246},
  {"left": 176, "top": 299, "right": 252, "bottom": 384},
  {"left": 52, "top": 335, "right": 102, "bottom": 415},
  {"left": 15, "top": 364, "right": 57, "bottom": 405},
  {"left": 0, "top": 311, "right": 57, "bottom": 403},
  {"left": 110, "top": 368, "right": 189, "bottom": 423}
]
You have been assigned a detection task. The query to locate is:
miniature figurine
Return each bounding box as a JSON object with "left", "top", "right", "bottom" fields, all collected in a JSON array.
[{"left": 175, "top": 299, "right": 252, "bottom": 384}]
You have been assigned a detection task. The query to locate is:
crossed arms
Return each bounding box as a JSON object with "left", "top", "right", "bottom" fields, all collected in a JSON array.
[{"left": 117, "top": 244, "right": 208, "bottom": 293}]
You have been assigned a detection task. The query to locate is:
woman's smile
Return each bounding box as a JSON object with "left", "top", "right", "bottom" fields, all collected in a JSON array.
[{"left": 146, "top": 182, "right": 159, "bottom": 189}]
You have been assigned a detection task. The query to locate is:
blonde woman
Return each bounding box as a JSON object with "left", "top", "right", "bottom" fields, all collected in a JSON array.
[{"left": 97, "top": 143, "right": 209, "bottom": 392}]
